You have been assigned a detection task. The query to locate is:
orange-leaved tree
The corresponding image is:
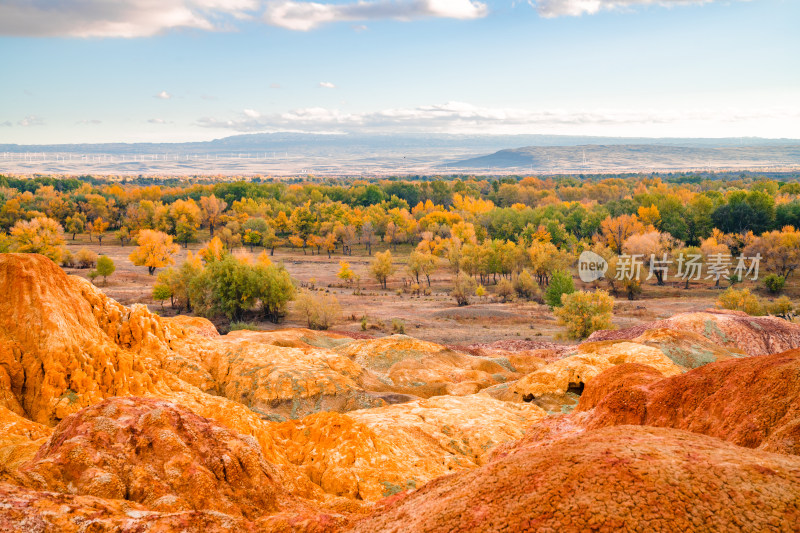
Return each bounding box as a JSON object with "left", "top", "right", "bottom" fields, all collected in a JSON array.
[{"left": 129, "top": 229, "right": 179, "bottom": 275}]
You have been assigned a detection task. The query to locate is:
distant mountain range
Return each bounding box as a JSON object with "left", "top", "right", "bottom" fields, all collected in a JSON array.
[
  {"left": 1, "top": 133, "right": 799, "bottom": 175},
  {"left": 2, "top": 133, "right": 798, "bottom": 155}
]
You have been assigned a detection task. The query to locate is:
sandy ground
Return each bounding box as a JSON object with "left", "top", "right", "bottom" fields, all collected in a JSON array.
[{"left": 63, "top": 234, "right": 790, "bottom": 346}]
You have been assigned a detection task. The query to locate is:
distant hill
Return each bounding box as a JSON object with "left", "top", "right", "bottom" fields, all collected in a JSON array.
[
  {"left": 2, "top": 133, "right": 799, "bottom": 175},
  {"left": 2, "top": 133, "right": 798, "bottom": 155},
  {"left": 447, "top": 144, "right": 800, "bottom": 172}
]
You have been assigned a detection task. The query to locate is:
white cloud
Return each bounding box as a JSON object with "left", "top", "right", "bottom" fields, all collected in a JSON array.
[
  {"left": 155, "top": 90, "right": 173, "bottom": 100},
  {"left": 319, "top": 81, "right": 336, "bottom": 89},
  {"left": 534, "top": 0, "right": 721, "bottom": 18},
  {"left": 196, "top": 101, "right": 800, "bottom": 135},
  {"left": 0, "top": 0, "right": 488, "bottom": 36},
  {"left": 0, "top": 0, "right": 259, "bottom": 38},
  {"left": 18, "top": 115, "right": 45, "bottom": 127},
  {"left": 148, "top": 118, "right": 170, "bottom": 124},
  {"left": 243, "top": 108, "right": 261, "bottom": 117},
  {"left": 264, "top": 0, "right": 488, "bottom": 31}
]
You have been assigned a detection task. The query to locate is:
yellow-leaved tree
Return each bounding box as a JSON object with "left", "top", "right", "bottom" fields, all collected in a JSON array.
[
  {"left": 10, "top": 216, "right": 66, "bottom": 263},
  {"left": 554, "top": 290, "right": 615, "bottom": 340},
  {"left": 129, "top": 229, "right": 179, "bottom": 275},
  {"left": 370, "top": 250, "right": 396, "bottom": 289}
]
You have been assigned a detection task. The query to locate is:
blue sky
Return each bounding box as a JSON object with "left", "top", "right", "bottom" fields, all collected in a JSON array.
[{"left": 0, "top": 0, "right": 798, "bottom": 143}]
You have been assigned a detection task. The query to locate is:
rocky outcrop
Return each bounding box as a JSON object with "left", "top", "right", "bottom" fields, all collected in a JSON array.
[
  {"left": 13, "top": 397, "right": 287, "bottom": 518},
  {"left": 575, "top": 362, "right": 663, "bottom": 412},
  {"left": 588, "top": 309, "right": 800, "bottom": 356},
  {"left": 348, "top": 425, "right": 800, "bottom": 532},
  {"left": 333, "top": 335, "right": 523, "bottom": 398},
  {"left": 272, "top": 395, "right": 546, "bottom": 501},
  {"left": 486, "top": 338, "right": 684, "bottom": 413},
  {"left": 587, "top": 349, "right": 800, "bottom": 455},
  {"left": 6, "top": 396, "right": 351, "bottom": 531},
  {"left": 0, "top": 405, "right": 51, "bottom": 474}
]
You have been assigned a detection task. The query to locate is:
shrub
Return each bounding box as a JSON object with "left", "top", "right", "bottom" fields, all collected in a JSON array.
[
  {"left": 75, "top": 248, "right": 98, "bottom": 269},
  {"left": 514, "top": 269, "right": 540, "bottom": 301},
  {"left": 361, "top": 316, "right": 368, "bottom": 331},
  {"left": 60, "top": 250, "right": 75, "bottom": 268},
  {"left": 553, "top": 290, "right": 615, "bottom": 340},
  {"left": 229, "top": 322, "right": 261, "bottom": 331},
  {"left": 767, "top": 296, "right": 794, "bottom": 319},
  {"left": 544, "top": 270, "right": 575, "bottom": 308},
  {"left": 496, "top": 278, "right": 515, "bottom": 302},
  {"left": 622, "top": 278, "right": 642, "bottom": 301},
  {"left": 392, "top": 318, "right": 405, "bottom": 334},
  {"left": 763, "top": 274, "right": 786, "bottom": 294},
  {"left": 294, "top": 289, "right": 341, "bottom": 330},
  {"left": 716, "top": 287, "right": 765, "bottom": 316},
  {"left": 451, "top": 272, "right": 477, "bottom": 306}
]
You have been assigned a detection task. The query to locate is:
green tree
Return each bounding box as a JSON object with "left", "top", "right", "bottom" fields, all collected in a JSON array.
[
  {"left": 95, "top": 255, "right": 115, "bottom": 285},
  {"left": 254, "top": 262, "right": 295, "bottom": 323},
  {"left": 544, "top": 270, "right": 575, "bottom": 309},
  {"left": 65, "top": 213, "right": 86, "bottom": 240},
  {"left": 152, "top": 283, "right": 172, "bottom": 309},
  {"left": 204, "top": 255, "right": 259, "bottom": 321}
]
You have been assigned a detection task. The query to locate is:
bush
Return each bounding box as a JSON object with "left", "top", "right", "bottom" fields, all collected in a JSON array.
[
  {"left": 553, "top": 290, "right": 615, "bottom": 340},
  {"left": 767, "top": 296, "right": 794, "bottom": 319},
  {"left": 60, "top": 250, "right": 75, "bottom": 268},
  {"left": 451, "top": 272, "right": 477, "bottom": 306},
  {"left": 294, "top": 289, "right": 341, "bottom": 330},
  {"left": 514, "top": 269, "right": 540, "bottom": 301},
  {"left": 716, "top": 287, "right": 765, "bottom": 316},
  {"left": 622, "top": 278, "right": 642, "bottom": 301},
  {"left": 544, "top": 270, "right": 575, "bottom": 308},
  {"left": 763, "top": 274, "right": 786, "bottom": 294},
  {"left": 496, "top": 278, "right": 515, "bottom": 302},
  {"left": 392, "top": 318, "right": 405, "bottom": 334},
  {"left": 229, "top": 322, "right": 261, "bottom": 331},
  {"left": 75, "top": 248, "right": 98, "bottom": 268}
]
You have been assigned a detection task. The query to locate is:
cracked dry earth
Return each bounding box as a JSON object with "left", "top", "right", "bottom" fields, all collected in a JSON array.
[{"left": 2, "top": 252, "right": 800, "bottom": 532}]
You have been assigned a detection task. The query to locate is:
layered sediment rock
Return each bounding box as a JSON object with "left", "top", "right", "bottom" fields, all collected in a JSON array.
[
  {"left": 272, "top": 395, "right": 546, "bottom": 501},
  {"left": 588, "top": 308, "right": 800, "bottom": 356},
  {"left": 348, "top": 425, "right": 800, "bottom": 533},
  {"left": 586, "top": 349, "right": 800, "bottom": 455},
  {"left": 333, "top": 335, "right": 522, "bottom": 397}
]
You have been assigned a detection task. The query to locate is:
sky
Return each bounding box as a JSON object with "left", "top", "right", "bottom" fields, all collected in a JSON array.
[{"left": 0, "top": 0, "right": 798, "bottom": 144}]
